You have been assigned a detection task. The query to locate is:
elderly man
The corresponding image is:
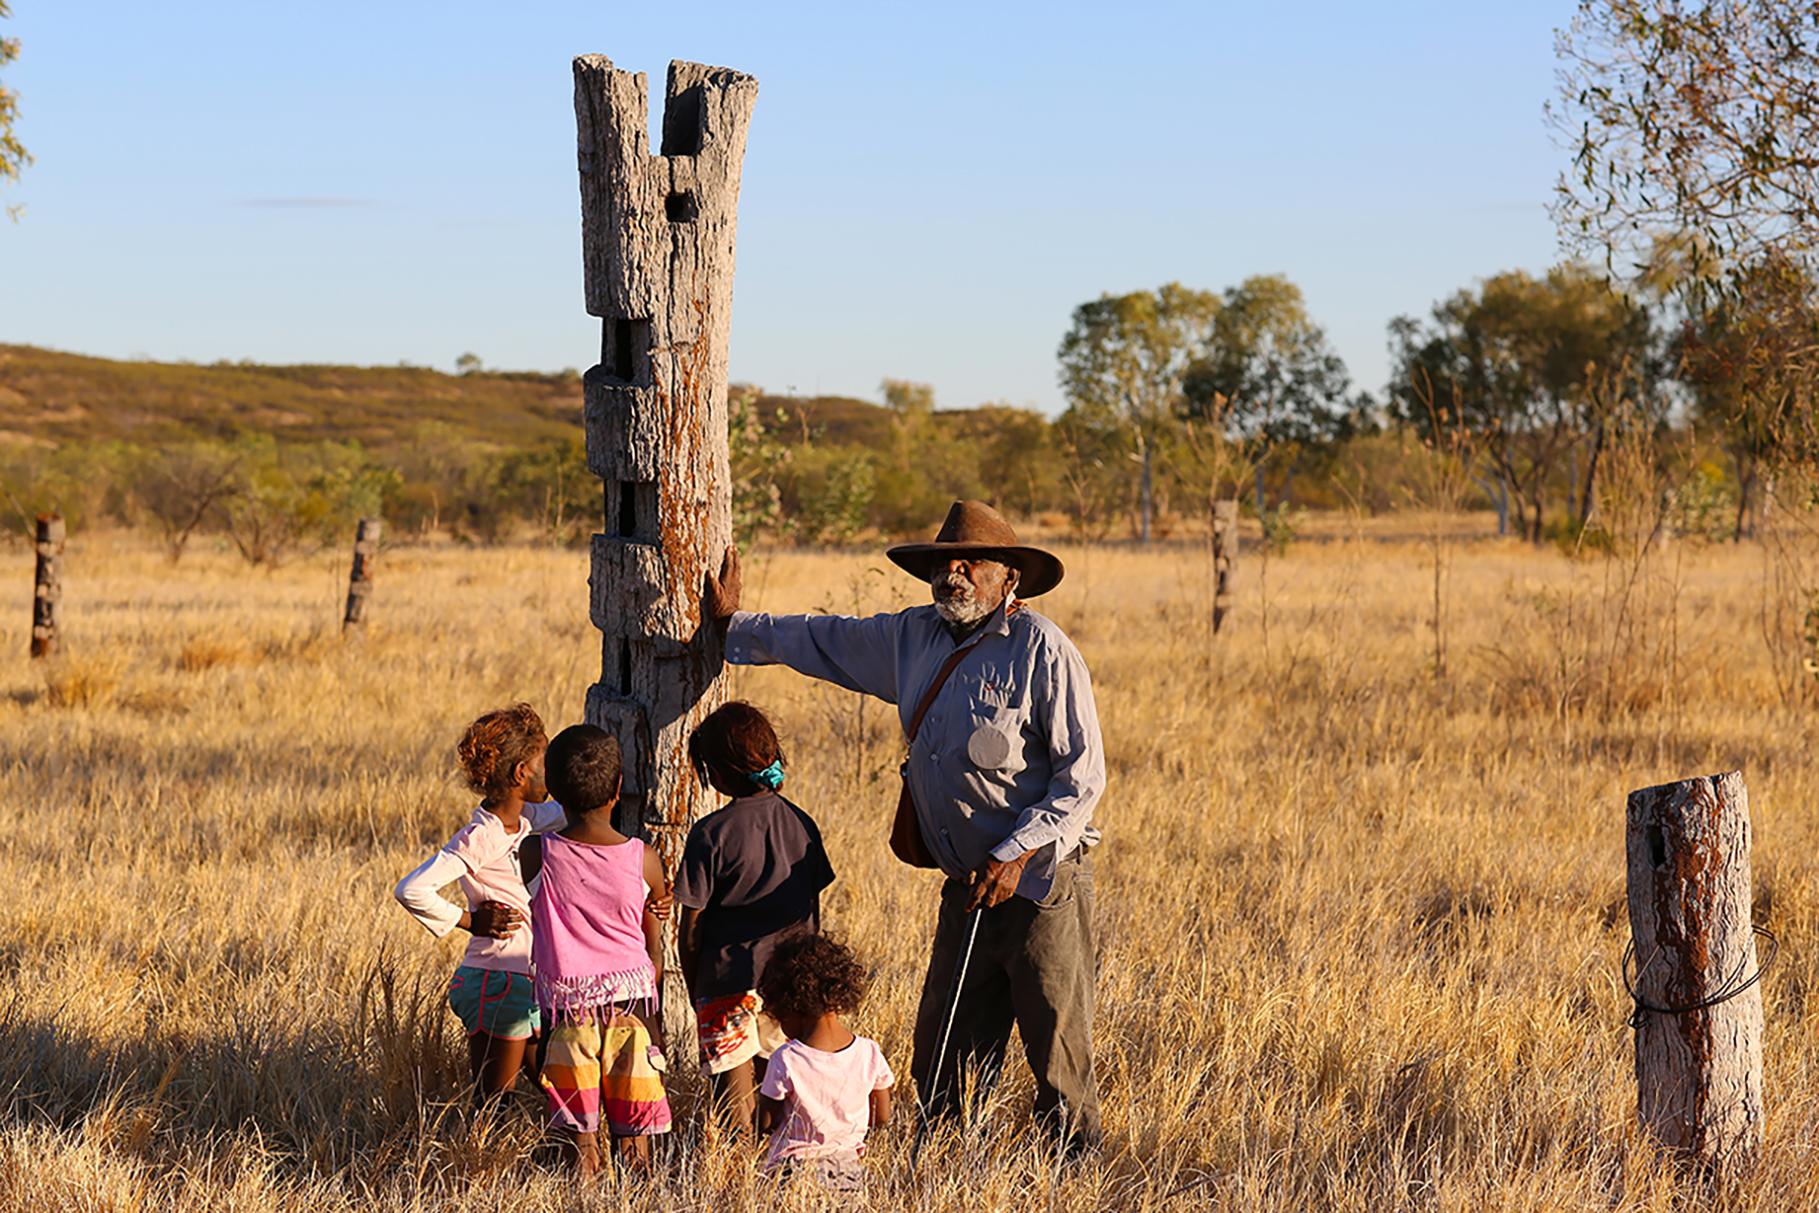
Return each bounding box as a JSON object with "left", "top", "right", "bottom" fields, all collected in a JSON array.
[{"left": 704, "top": 500, "right": 1105, "bottom": 1153}]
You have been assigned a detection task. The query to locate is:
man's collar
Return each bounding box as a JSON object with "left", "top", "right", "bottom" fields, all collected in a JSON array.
[{"left": 944, "top": 596, "right": 1018, "bottom": 647}]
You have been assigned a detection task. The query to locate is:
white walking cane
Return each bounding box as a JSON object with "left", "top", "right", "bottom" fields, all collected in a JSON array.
[{"left": 911, "top": 904, "right": 984, "bottom": 1165}]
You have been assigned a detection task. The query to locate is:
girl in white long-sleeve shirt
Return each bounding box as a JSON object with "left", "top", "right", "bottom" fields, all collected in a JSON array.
[{"left": 394, "top": 702, "right": 565, "bottom": 1106}]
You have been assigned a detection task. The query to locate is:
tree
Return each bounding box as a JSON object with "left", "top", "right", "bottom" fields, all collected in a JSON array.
[
  {"left": 0, "top": 2, "right": 30, "bottom": 221},
  {"left": 1387, "top": 266, "right": 1655, "bottom": 541},
  {"left": 495, "top": 437, "right": 593, "bottom": 543},
  {"left": 881, "top": 379, "right": 935, "bottom": 420},
  {"left": 1057, "top": 284, "right": 1221, "bottom": 543},
  {"left": 455, "top": 352, "right": 483, "bottom": 375},
  {"left": 222, "top": 436, "right": 399, "bottom": 566},
  {"left": 1553, "top": 0, "right": 1819, "bottom": 281},
  {"left": 1182, "top": 274, "right": 1357, "bottom": 512},
  {"left": 728, "top": 383, "right": 791, "bottom": 544},
  {"left": 1052, "top": 406, "right": 1128, "bottom": 542},
  {"left": 134, "top": 442, "right": 243, "bottom": 562},
  {"left": 1679, "top": 252, "right": 1819, "bottom": 537}
]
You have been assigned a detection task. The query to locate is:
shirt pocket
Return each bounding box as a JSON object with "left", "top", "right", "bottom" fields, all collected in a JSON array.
[{"left": 955, "top": 701, "right": 1028, "bottom": 774}]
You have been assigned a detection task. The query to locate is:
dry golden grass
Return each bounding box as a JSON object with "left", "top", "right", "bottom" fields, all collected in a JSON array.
[{"left": 1, "top": 528, "right": 1816, "bottom": 1211}]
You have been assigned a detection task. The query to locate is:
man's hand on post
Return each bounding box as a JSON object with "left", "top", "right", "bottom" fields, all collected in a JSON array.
[
  {"left": 966, "top": 850, "right": 1031, "bottom": 911},
  {"left": 704, "top": 545, "right": 743, "bottom": 620}
]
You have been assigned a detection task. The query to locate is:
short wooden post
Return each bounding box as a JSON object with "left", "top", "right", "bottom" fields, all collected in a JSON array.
[
  {"left": 1625, "top": 771, "right": 1766, "bottom": 1166},
  {"left": 30, "top": 515, "right": 64, "bottom": 659},
  {"left": 1211, "top": 498, "right": 1238, "bottom": 634},
  {"left": 342, "top": 518, "right": 382, "bottom": 630}
]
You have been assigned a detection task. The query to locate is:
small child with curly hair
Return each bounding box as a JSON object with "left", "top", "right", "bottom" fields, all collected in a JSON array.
[
  {"left": 394, "top": 703, "right": 566, "bottom": 1106},
  {"left": 755, "top": 934, "right": 893, "bottom": 1190}
]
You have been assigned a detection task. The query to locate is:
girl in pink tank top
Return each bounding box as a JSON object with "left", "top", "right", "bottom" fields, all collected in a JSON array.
[
  {"left": 532, "top": 723, "right": 673, "bottom": 1175},
  {"left": 532, "top": 833, "right": 659, "bottom": 1012}
]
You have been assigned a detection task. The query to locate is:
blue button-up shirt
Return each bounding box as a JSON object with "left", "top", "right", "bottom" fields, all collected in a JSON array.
[{"left": 725, "top": 598, "right": 1105, "bottom": 901}]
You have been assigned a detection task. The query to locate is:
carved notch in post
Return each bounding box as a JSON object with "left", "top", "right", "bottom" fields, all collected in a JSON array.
[
  {"left": 31, "top": 514, "right": 64, "bottom": 660},
  {"left": 573, "top": 54, "right": 757, "bottom": 862},
  {"left": 343, "top": 518, "right": 382, "bottom": 631},
  {"left": 1625, "top": 770, "right": 1767, "bottom": 1168}
]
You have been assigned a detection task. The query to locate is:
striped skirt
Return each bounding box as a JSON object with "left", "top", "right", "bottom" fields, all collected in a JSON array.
[{"left": 538, "top": 998, "right": 671, "bottom": 1138}]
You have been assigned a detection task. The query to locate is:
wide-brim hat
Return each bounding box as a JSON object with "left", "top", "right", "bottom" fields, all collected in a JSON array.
[{"left": 885, "top": 500, "right": 1064, "bottom": 598}]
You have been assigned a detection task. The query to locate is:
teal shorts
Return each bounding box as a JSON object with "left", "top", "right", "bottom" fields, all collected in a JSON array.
[{"left": 447, "top": 965, "right": 540, "bottom": 1040}]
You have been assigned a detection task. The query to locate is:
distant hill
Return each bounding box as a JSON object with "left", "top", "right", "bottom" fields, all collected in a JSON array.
[
  {"left": 0, "top": 344, "right": 903, "bottom": 451},
  {"left": 0, "top": 344, "right": 585, "bottom": 449}
]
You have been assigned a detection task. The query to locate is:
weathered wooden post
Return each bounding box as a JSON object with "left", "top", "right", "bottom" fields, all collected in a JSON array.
[
  {"left": 30, "top": 514, "right": 63, "bottom": 659},
  {"left": 1625, "top": 770, "right": 1768, "bottom": 1167},
  {"left": 573, "top": 55, "right": 756, "bottom": 862},
  {"left": 342, "top": 518, "right": 381, "bottom": 631},
  {"left": 1211, "top": 498, "right": 1238, "bottom": 633}
]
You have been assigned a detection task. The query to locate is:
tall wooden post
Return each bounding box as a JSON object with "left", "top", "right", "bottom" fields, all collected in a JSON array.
[
  {"left": 342, "top": 518, "right": 382, "bottom": 630},
  {"left": 30, "top": 515, "right": 63, "bottom": 659},
  {"left": 1625, "top": 771, "right": 1766, "bottom": 1167},
  {"left": 573, "top": 55, "right": 756, "bottom": 864},
  {"left": 1211, "top": 498, "right": 1238, "bottom": 634}
]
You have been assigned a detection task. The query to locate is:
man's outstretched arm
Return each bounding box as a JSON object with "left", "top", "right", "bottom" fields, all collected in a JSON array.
[{"left": 705, "top": 546, "right": 905, "bottom": 703}]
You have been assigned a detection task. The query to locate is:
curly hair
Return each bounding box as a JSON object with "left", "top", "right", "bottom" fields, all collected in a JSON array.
[
  {"left": 546, "top": 723, "right": 623, "bottom": 813},
  {"left": 456, "top": 703, "right": 547, "bottom": 801},
  {"left": 758, "top": 933, "right": 868, "bottom": 1022},
  {"left": 688, "top": 701, "right": 783, "bottom": 795}
]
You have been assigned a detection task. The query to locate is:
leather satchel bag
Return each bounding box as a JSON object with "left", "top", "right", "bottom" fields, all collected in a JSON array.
[{"left": 889, "top": 646, "right": 971, "bottom": 869}]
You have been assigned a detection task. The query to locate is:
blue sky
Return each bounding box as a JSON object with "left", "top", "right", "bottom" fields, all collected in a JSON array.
[{"left": 0, "top": 1, "right": 1576, "bottom": 413}]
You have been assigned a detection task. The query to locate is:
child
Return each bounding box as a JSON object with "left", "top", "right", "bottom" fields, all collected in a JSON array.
[
  {"left": 394, "top": 703, "right": 566, "bottom": 1106},
  {"left": 532, "top": 723, "right": 672, "bottom": 1174},
  {"left": 755, "top": 934, "right": 893, "bottom": 1190},
  {"left": 675, "top": 702, "right": 834, "bottom": 1138}
]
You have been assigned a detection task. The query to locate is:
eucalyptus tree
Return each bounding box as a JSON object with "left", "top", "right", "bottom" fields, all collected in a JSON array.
[
  {"left": 1057, "top": 283, "right": 1221, "bottom": 543},
  {"left": 1182, "top": 274, "right": 1358, "bottom": 513},
  {"left": 1388, "top": 266, "right": 1656, "bottom": 540},
  {"left": 0, "top": 1, "right": 29, "bottom": 217}
]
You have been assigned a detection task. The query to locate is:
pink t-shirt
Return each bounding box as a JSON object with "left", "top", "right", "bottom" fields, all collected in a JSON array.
[
  {"left": 442, "top": 806, "right": 541, "bottom": 974},
  {"left": 759, "top": 1035, "right": 894, "bottom": 1168}
]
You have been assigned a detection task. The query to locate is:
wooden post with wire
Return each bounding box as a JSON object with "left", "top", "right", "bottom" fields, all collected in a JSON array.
[
  {"left": 30, "top": 515, "right": 64, "bottom": 659},
  {"left": 342, "top": 517, "right": 382, "bottom": 631},
  {"left": 1211, "top": 498, "right": 1238, "bottom": 634},
  {"left": 1624, "top": 770, "right": 1769, "bottom": 1167}
]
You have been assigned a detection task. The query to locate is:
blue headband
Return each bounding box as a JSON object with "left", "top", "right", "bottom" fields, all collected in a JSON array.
[{"left": 748, "top": 759, "right": 785, "bottom": 791}]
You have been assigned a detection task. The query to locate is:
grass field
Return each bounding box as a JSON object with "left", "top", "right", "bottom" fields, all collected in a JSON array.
[{"left": 1, "top": 527, "right": 1816, "bottom": 1211}]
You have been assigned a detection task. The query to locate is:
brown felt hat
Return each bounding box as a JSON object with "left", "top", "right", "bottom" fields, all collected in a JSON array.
[{"left": 885, "top": 500, "right": 1064, "bottom": 598}]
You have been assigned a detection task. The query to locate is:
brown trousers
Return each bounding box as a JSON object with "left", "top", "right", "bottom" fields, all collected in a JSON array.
[{"left": 909, "top": 847, "right": 1100, "bottom": 1148}]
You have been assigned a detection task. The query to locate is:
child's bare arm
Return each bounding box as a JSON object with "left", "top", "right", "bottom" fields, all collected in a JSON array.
[
  {"left": 394, "top": 852, "right": 523, "bottom": 939},
  {"left": 869, "top": 1088, "right": 891, "bottom": 1129},
  {"left": 756, "top": 1094, "right": 785, "bottom": 1135},
  {"left": 639, "top": 846, "right": 669, "bottom": 978},
  {"left": 677, "top": 907, "right": 703, "bottom": 1003},
  {"left": 640, "top": 907, "right": 663, "bottom": 981}
]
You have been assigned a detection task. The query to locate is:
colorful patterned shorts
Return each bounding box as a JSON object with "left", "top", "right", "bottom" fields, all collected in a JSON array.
[
  {"left": 447, "top": 965, "right": 540, "bottom": 1041},
  {"left": 694, "top": 990, "right": 788, "bottom": 1075},
  {"left": 539, "top": 1000, "right": 671, "bottom": 1138}
]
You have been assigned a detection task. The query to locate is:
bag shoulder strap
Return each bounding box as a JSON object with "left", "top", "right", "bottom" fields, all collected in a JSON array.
[
  {"left": 905, "top": 603, "right": 1020, "bottom": 745},
  {"left": 906, "top": 645, "right": 972, "bottom": 744}
]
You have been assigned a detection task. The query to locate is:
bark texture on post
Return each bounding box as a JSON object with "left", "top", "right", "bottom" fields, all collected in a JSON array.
[
  {"left": 1211, "top": 498, "right": 1238, "bottom": 634},
  {"left": 1625, "top": 770, "right": 1765, "bottom": 1166},
  {"left": 31, "top": 515, "right": 64, "bottom": 660},
  {"left": 573, "top": 55, "right": 756, "bottom": 866},
  {"left": 342, "top": 518, "right": 382, "bottom": 630}
]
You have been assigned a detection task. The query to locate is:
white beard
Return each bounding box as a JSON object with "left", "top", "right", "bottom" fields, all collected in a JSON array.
[{"left": 934, "top": 592, "right": 994, "bottom": 628}]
